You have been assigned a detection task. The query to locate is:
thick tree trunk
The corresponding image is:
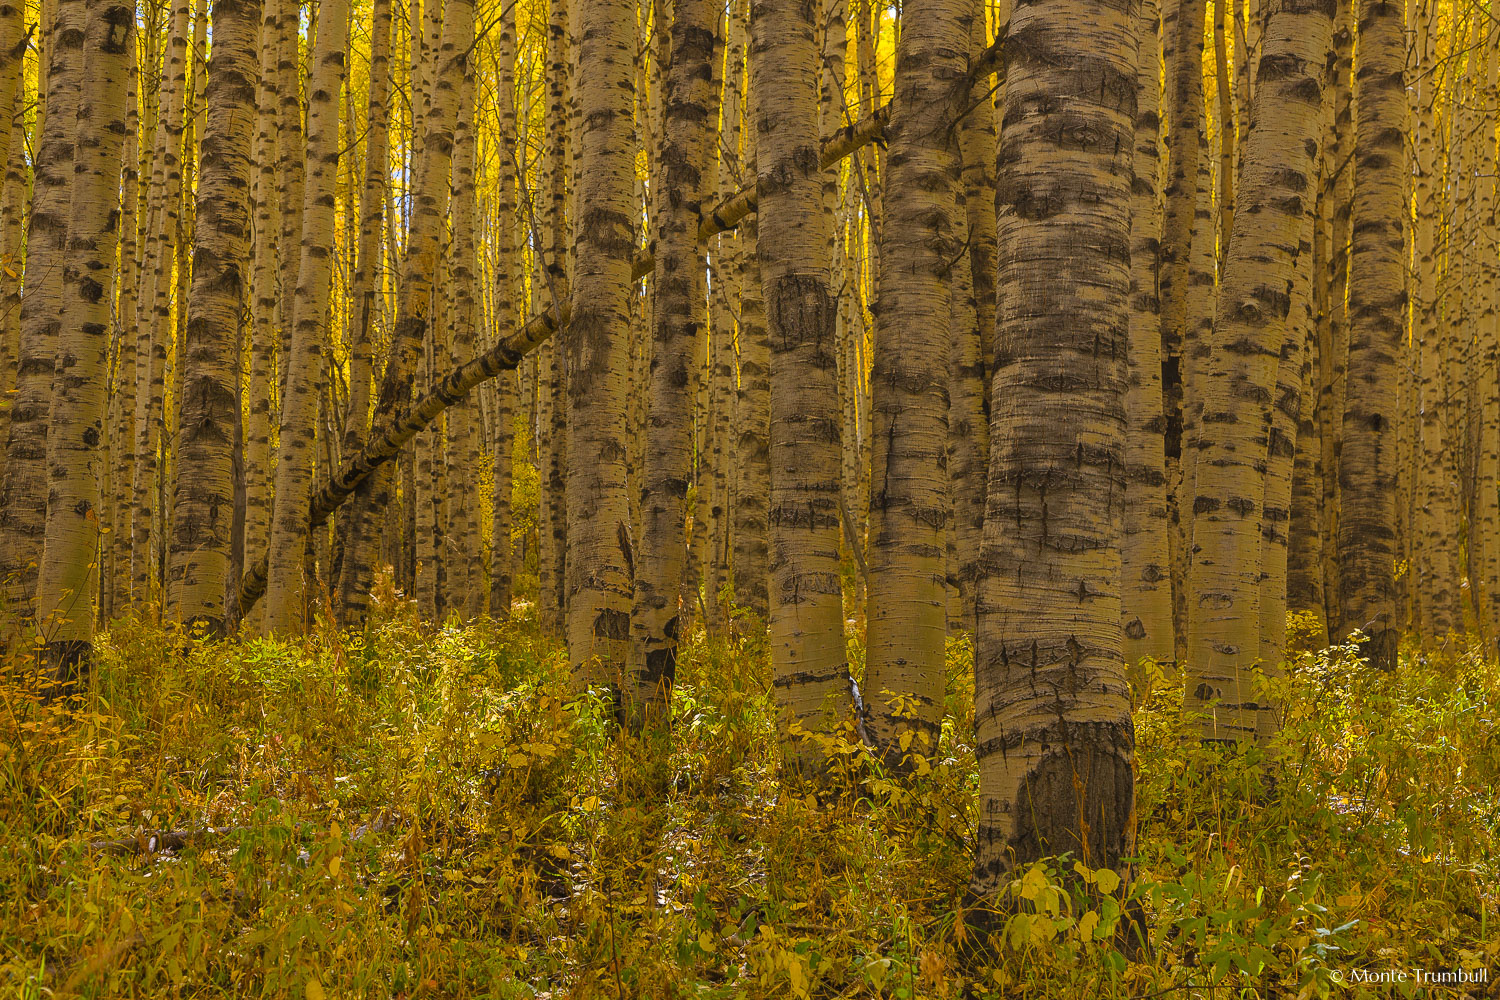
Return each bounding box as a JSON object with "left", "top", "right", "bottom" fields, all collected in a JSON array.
[
  {"left": 752, "top": 0, "right": 851, "bottom": 773},
  {"left": 862, "top": 0, "right": 967, "bottom": 759},
  {"left": 34, "top": 0, "right": 132, "bottom": 677},
  {"left": 167, "top": 0, "right": 262, "bottom": 633},
  {"left": 627, "top": 0, "right": 722, "bottom": 721},
  {"left": 1335, "top": 0, "right": 1405, "bottom": 669},
  {"left": 970, "top": 0, "right": 1136, "bottom": 897},
  {"left": 0, "top": 0, "right": 83, "bottom": 619}
]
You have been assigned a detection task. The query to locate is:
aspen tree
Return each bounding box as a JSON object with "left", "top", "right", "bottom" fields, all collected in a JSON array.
[
  {"left": 445, "top": 62, "right": 483, "bottom": 620},
  {"left": 751, "top": 0, "right": 851, "bottom": 769},
  {"left": 946, "top": 121, "right": 987, "bottom": 636},
  {"left": 536, "top": 0, "right": 570, "bottom": 632},
  {"left": 34, "top": 0, "right": 132, "bottom": 676},
  {"left": 275, "top": 0, "right": 305, "bottom": 386},
  {"left": 130, "top": 0, "right": 191, "bottom": 604},
  {"left": 1211, "top": 0, "right": 1233, "bottom": 265},
  {"left": 1316, "top": 0, "right": 1351, "bottom": 629},
  {"left": 944, "top": 9, "right": 992, "bottom": 633},
  {"left": 333, "top": 0, "right": 391, "bottom": 619},
  {"left": 970, "top": 0, "right": 1136, "bottom": 895},
  {"left": 336, "top": 0, "right": 473, "bottom": 625},
  {"left": 1122, "top": 0, "right": 1173, "bottom": 665},
  {"left": 1184, "top": 0, "right": 1331, "bottom": 740},
  {"left": 1336, "top": 0, "right": 1405, "bottom": 669},
  {"left": 1476, "top": 29, "right": 1499, "bottom": 643},
  {"left": 1157, "top": 0, "right": 1207, "bottom": 497},
  {"left": 243, "top": 0, "right": 280, "bottom": 604},
  {"left": 733, "top": 117, "right": 771, "bottom": 621},
  {"left": 107, "top": 42, "right": 142, "bottom": 619},
  {"left": 1410, "top": 0, "right": 1458, "bottom": 642},
  {"left": 488, "top": 0, "right": 520, "bottom": 619},
  {"left": 262, "top": 0, "right": 351, "bottom": 633},
  {"left": 167, "top": 0, "right": 263, "bottom": 632},
  {"left": 563, "top": 0, "right": 635, "bottom": 691},
  {"left": 0, "top": 0, "right": 27, "bottom": 490},
  {"left": 862, "top": 0, "right": 968, "bottom": 757},
  {"left": 0, "top": 0, "right": 84, "bottom": 615},
  {"left": 628, "top": 0, "right": 721, "bottom": 719}
]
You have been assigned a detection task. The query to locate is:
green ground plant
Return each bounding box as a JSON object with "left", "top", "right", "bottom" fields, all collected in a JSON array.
[{"left": 1, "top": 604, "right": 1496, "bottom": 998}]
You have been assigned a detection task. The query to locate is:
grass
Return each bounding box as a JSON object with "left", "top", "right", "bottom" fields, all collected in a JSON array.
[{"left": 1, "top": 601, "right": 1497, "bottom": 998}]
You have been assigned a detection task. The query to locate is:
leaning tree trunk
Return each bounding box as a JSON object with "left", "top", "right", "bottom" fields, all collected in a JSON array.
[
  {"left": 564, "top": 0, "right": 636, "bottom": 693},
  {"left": 0, "top": 0, "right": 84, "bottom": 620},
  {"left": 969, "top": 0, "right": 1136, "bottom": 898},
  {"left": 1335, "top": 0, "right": 1405, "bottom": 669},
  {"left": 862, "top": 0, "right": 968, "bottom": 761},
  {"left": 262, "top": 0, "right": 350, "bottom": 633},
  {"left": 751, "top": 0, "right": 850, "bottom": 773},
  {"left": 34, "top": 0, "right": 132, "bottom": 678},
  {"left": 627, "top": 0, "right": 722, "bottom": 722},
  {"left": 167, "top": 0, "right": 262, "bottom": 633}
]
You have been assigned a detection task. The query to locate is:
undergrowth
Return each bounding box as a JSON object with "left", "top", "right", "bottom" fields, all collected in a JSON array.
[{"left": 1, "top": 605, "right": 1497, "bottom": 998}]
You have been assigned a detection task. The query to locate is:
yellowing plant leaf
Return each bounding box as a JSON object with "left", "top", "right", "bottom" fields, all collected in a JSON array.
[
  {"left": 1094, "top": 868, "right": 1121, "bottom": 894},
  {"left": 698, "top": 930, "right": 715, "bottom": 952},
  {"left": 327, "top": 856, "right": 341, "bottom": 877},
  {"left": 1077, "top": 910, "right": 1100, "bottom": 941},
  {"left": 306, "top": 978, "right": 325, "bottom": 1000},
  {"left": 1019, "top": 864, "right": 1047, "bottom": 901},
  {"left": 508, "top": 752, "right": 530, "bottom": 769}
]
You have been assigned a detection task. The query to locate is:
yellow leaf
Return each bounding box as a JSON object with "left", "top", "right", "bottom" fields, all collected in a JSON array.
[
  {"left": 580, "top": 795, "right": 600, "bottom": 811},
  {"left": 1073, "top": 861, "right": 1095, "bottom": 883},
  {"left": 899, "top": 731, "right": 913, "bottom": 752},
  {"left": 1019, "top": 864, "right": 1047, "bottom": 901},
  {"left": 508, "top": 752, "right": 530, "bottom": 769},
  {"left": 327, "top": 856, "right": 341, "bottom": 877},
  {"left": 788, "top": 957, "right": 809, "bottom": 997},
  {"left": 1094, "top": 868, "right": 1121, "bottom": 894},
  {"left": 698, "top": 930, "right": 715, "bottom": 952},
  {"left": 306, "top": 978, "right": 325, "bottom": 1000},
  {"left": 1077, "top": 910, "right": 1100, "bottom": 941}
]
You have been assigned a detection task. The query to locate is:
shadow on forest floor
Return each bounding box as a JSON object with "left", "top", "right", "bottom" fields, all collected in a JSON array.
[{"left": 2, "top": 600, "right": 1497, "bottom": 998}]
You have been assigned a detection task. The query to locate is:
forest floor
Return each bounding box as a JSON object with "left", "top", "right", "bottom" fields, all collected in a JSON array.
[{"left": 2, "top": 597, "right": 1498, "bottom": 999}]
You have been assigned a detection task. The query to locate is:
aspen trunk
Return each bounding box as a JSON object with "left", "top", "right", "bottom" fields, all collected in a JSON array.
[
  {"left": 129, "top": 0, "right": 191, "bottom": 607},
  {"left": 334, "top": 0, "right": 473, "bottom": 626},
  {"left": 34, "top": 0, "right": 132, "bottom": 678},
  {"left": 444, "top": 62, "right": 484, "bottom": 621},
  {"left": 752, "top": 0, "right": 851, "bottom": 771},
  {"left": 971, "top": 0, "right": 1135, "bottom": 896},
  {"left": 167, "top": 0, "right": 262, "bottom": 632},
  {"left": 262, "top": 0, "right": 350, "bottom": 633},
  {"left": 627, "top": 0, "right": 722, "bottom": 720},
  {"left": 1185, "top": 0, "right": 1331, "bottom": 741},
  {"left": 732, "top": 119, "right": 771, "bottom": 622},
  {"left": 1122, "top": 0, "right": 1173, "bottom": 665},
  {"left": 0, "top": 0, "right": 28, "bottom": 495},
  {"left": 488, "top": 0, "right": 521, "bottom": 620},
  {"left": 332, "top": 0, "right": 391, "bottom": 620},
  {"left": 0, "top": 0, "right": 83, "bottom": 616},
  {"left": 862, "top": 0, "right": 967, "bottom": 758},
  {"left": 1335, "top": 0, "right": 1405, "bottom": 669}
]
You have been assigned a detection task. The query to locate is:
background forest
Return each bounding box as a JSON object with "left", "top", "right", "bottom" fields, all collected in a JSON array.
[{"left": 1, "top": 0, "right": 1499, "bottom": 991}]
